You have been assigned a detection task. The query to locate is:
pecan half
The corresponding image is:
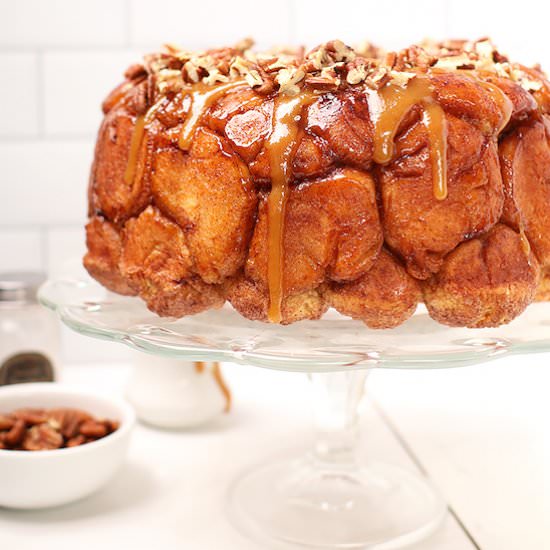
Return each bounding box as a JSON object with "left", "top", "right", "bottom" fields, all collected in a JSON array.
[
  {"left": 124, "top": 63, "right": 147, "bottom": 81},
  {"left": 48, "top": 408, "right": 91, "bottom": 439},
  {"left": 12, "top": 408, "right": 47, "bottom": 425},
  {"left": 22, "top": 424, "right": 64, "bottom": 451},
  {"left": 4, "top": 419, "right": 26, "bottom": 447},
  {"left": 66, "top": 434, "right": 87, "bottom": 448},
  {"left": 0, "top": 414, "right": 15, "bottom": 431},
  {"left": 80, "top": 420, "right": 108, "bottom": 439}
]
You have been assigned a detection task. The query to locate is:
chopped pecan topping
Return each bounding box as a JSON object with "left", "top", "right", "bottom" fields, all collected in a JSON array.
[
  {"left": 132, "top": 81, "right": 149, "bottom": 115},
  {"left": 124, "top": 63, "right": 147, "bottom": 81},
  {"left": 115, "top": 36, "right": 548, "bottom": 100},
  {"left": 275, "top": 67, "right": 306, "bottom": 96}
]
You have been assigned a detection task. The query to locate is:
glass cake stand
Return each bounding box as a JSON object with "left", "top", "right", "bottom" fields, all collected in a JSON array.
[{"left": 39, "top": 269, "right": 550, "bottom": 549}]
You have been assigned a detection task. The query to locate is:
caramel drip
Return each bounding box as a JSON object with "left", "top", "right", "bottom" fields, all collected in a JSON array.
[
  {"left": 266, "top": 91, "right": 317, "bottom": 322},
  {"left": 368, "top": 76, "right": 449, "bottom": 200},
  {"left": 470, "top": 78, "right": 514, "bottom": 135},
  {"left": 124, "top": 115, "right": 146, "bottom": 186},
  {"left": 194, "top": 361, "right": 205, "bottom": 373},
  {"left": 125, "top": 82, "right": 243, "bottom": 185},
  {"left": 193, "top": 361, "right": 231, "bottom": 412},
  {"left": 423, "top": 102, "right": 448, "bottom": 201},
  {"left": 124, "top": 98, "right": 166, "bottom": 186},
  {"left": 178, "top": 81, "right": 245, "bottom": 151},
  {"left": 212, "top": 362, "right": 231, "bottom": 413}
]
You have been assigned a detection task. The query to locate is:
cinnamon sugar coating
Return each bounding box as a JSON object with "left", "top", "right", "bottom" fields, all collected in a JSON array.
[{"left": 85, "top": 38, "right": 550, "bottom": 328}]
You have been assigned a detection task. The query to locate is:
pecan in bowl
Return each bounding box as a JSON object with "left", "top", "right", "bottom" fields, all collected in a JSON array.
[
  {"left": 0, "top": 383, "right": 135, "bottom": 509},
  {"left": 0, "top": 406, "right": 119, "bottom": 451}
]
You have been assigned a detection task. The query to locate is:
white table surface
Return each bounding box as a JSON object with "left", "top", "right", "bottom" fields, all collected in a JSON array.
[{"left": 0, "top": 355, "right": 548, "bottom": 550}]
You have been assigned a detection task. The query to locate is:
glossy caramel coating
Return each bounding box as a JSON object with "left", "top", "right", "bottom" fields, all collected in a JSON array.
[
  {"left": 119, "top": 206, "right": 224, "bottom": 317},
  {"left": 226, "top": 169, "right": 382, "bottom": 323},
  {"left": 423, "top": 224, "right": 540, "bottom": 327},
  {"left": 499, "top": 117, "right": 550, "bottom": 268},
  {"left": 84, "top": 217, "right": 136, "bottom": 296},
  {"left": 379, "top": 75, "right": 506, "bottom": 279},
  {"left": 152, "top": 126, "right": 257, "bottom": 284},
  {"left": 323, "top": 249, "right": 421, "bottom": 329},
  {"left": 84, "top": 43, "right": 550, "bottom": 328},
  {"left": 88, "top": 104, "right": 152, "bottom": 223}
]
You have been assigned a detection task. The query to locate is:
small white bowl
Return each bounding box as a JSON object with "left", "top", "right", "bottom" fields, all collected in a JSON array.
[{"left": 0, "top": 383, "right": 135, "bottom": 509}]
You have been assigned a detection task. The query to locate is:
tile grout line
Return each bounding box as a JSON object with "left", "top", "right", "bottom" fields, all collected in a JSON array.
[
  {"left": 0, "top": 44, "right": 180, "bottom": 54},
  {"left": 0, "top": 134, "right": 94, "bottom": 143},
  {"left": 0, "top": 223, "right": 84, "bottom": 233},
  {"left": 370, "top": 395, "right": 483, "bottom": 550},
  {"left": 0, "top": 45, "right": 143, "bottom": 53}
]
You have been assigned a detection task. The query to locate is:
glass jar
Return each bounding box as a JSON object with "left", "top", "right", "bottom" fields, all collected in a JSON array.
[{"left": 0, "top": 272, "right": 60, "bottom": 385}]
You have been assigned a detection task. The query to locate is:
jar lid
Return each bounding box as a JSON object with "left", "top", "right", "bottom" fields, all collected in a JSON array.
[{"left": 0, "top": 271, "right": 46, "bottom": 304}]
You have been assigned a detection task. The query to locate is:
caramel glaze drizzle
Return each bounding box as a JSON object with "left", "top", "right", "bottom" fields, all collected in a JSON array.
[
  {"left": 124, "top": 116, "right": 147, "bottom": 186},
  {"left": 123, "top": 97, "right": 166, "bottom": 186},
  {"left": 367, "top": 76, "right": 449, "bottom": 200},
  {"left": 474, "top": 78, "right": 513, "bottom": 134},
  {"left": 124, "top": 81, "right": 245, "bottom": 187},
  {"left": 193, "top": 361, "right": 231, "bottom": 413},
  {"left": 124, "top": 72, "right": 515, "bottom": 327},
  {"left": 266, "top": 91, "right": 318, "bottom": 322},
  {"left": 178, "top": 81, "right": 245, "bottom": 151}
]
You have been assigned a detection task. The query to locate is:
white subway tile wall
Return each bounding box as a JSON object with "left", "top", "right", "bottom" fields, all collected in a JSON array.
[
  {"left": 0, "top": 141, "right": 92, "bottom": 225},
  {"left": 0, "top": 229, "right": 43, "bottom": 271},
  {"left": 0, "top": 0, "right": 129, "bottom": 47},
  {"left": 46, "top": 226, "right": 86, "bottom": 276},
  {"left": 293, "top": 0, "right": 448, "bottom": 50},
  {"left": 0, "top": 53, "right": 39, "bottom": 136},
  {"left": 131, "top": 0, "right": 293, "bottom": 49},
  {"left": 0, "top": 0, "right": 547, "bottom": 361},
  {"left": 44, "top": 51, "right": 141, "bottom": 136}
]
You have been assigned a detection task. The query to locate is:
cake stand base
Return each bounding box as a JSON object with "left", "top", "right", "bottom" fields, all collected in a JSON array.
[
  {"left": 228, "top": 455, "right": 445, "bottom": 549},
  {"left": 228, "top": 370, "right": 446, "bottom": 548}
]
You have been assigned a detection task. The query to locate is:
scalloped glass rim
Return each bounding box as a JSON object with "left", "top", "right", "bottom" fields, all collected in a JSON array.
[{"left": 39, "top": 270, "right": 550, "bottom": 372}]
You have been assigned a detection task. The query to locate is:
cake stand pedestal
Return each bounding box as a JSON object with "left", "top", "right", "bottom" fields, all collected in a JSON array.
[
  {"left": 228, "top": 369, "right": 445, "bottom": 548},
  {"left": 39, "top": 270, "right": 550, "bottom": 549}
]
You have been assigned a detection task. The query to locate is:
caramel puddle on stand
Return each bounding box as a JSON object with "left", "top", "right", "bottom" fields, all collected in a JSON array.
[
  {"left": 266, "top": 91, "right": 317, "bottom": 322},
  {"left": 367, "top": 76, "right": 449, "bottom": 200},
  {"left": 194, "top": 362, "right": 231, "bottom": 412}
]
